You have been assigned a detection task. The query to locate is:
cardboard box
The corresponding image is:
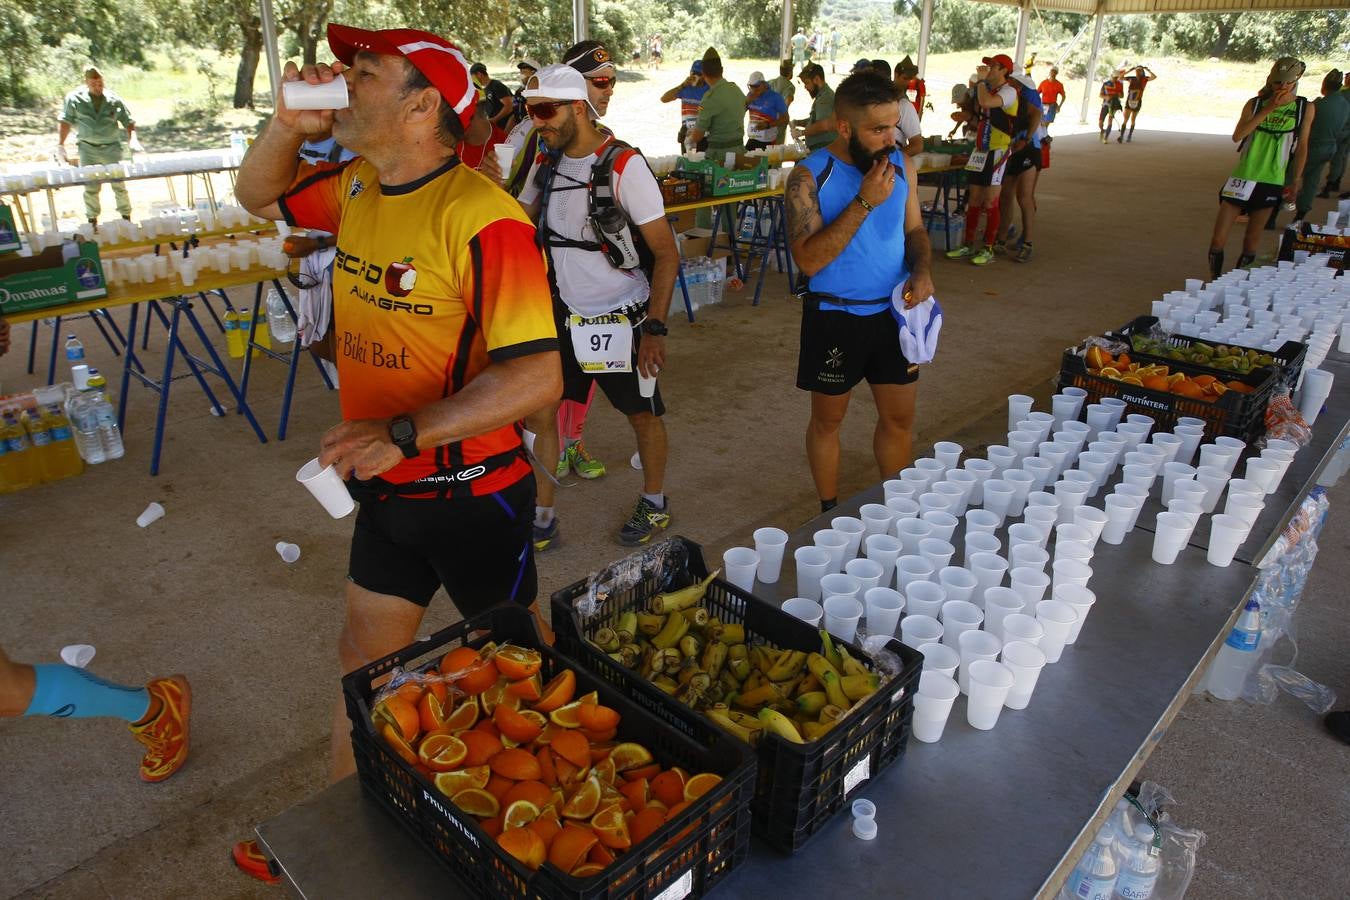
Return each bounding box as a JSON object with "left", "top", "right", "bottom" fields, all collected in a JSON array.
[
  {"left": 0, "top": 241, "right": 107, "bottom": 315},
  {"left": 678, "top": 157, "right": 769, "bottom": 196},
  {"left": 0, "top": 204, "right": 20, "bottom": 254}
]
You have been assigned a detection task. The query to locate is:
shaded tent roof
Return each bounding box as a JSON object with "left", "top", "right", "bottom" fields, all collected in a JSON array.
[{"left": 975, "top": 0, "right": 1346, "bottom": 13}]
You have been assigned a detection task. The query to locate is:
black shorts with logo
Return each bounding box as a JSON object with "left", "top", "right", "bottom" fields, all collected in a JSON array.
[
  {"left": 347, "top": 474, "right": 537, "bottom": 612},
  {"left": 966, "top": 148, "right": 1007, "bottom": 188},
  {"left": 1218, "top": 181, "right": 1283, "bottom": 214},
  {"left": 557, "top": 300, "right": 666, "bottom": 417},
  {"left": 797, "top": 301, "right": 920, "bottom": 395},
  {"left": 1007, "top": 144, "right": 1042, "bottom": 176}
]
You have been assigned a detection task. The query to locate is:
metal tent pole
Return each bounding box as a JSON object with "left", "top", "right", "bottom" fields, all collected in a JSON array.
[
  {"left": 1080, "top": 8, "right": 1105, "bottom": 125},
  {"left": 780, "top": 0, "right": 794, "bottom": 66},
  {"left": 260, "top": 0, "right": 282, "bottom": 102},
  {"left": 573, "top": 0, "right": 588, "bottom": 43},
  {"left": 917, "top": 0, "right": 934, "bottom": 78},
  {"left": 1014, "top": 3, "right": 1031, "bottom": 69}
]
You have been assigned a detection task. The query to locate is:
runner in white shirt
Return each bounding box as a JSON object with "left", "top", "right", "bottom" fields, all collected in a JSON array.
[
  {"left": 895, "top": 97, "right": 923, "bottom": 156},
  {"left": 517, "top": 65, "right": 680, "bottom": 548}
]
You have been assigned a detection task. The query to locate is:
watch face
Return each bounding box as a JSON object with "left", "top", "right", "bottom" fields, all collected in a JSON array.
[{"left": 391, "top": 417, "right": 414, "bottom": 443}]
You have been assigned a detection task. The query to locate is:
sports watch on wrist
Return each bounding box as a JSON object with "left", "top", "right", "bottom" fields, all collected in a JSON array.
[
  {"left": 642, "top": 318, "right": 668, "bottom": 336},
  {"left": 389, "top": 415, "right": 419, "bottom": 459}
]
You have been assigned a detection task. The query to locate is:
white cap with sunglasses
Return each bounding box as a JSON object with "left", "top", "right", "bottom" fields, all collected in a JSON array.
[{"left": 523, "top": 64, "right": 599, "bottom": 118}]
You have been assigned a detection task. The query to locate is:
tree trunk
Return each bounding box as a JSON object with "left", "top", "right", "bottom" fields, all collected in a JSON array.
[
  {"left": 1212, "top": 13, "right": 1239, "bottom": 57},
  {"left": 234, "top": 17, "right": 263, "bottom": 109}
]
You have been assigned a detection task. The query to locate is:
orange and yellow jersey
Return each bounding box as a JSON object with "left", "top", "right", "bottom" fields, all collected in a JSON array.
[{"left": 279, "top": 156, "right": 558, "bottom": 495}]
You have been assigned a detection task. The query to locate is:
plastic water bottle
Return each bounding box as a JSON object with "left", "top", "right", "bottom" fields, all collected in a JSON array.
[
  {"left": 0, "top": 414, "right": 39, "bottom": 491},
  {"left": 1113, "top": 824, "right": 1160, "bottom": 899},
  {"left": 223, "top": 308, "right": 245, "bottom": 359},
  {"left": 69, "top": 394, "right": 105, "bottom": 464},
  {"left": 1061, "top": 830, "right": 1118, "bottom": 900},
  {"left": 65, "top": 334, "right": 90, "bottom": 389},
  {"left": 40, "top": 405, "right": 83, "bottom": 480},
  {"left": 1206, "top": 597, "right": 1261, "bottom": 700},
  {"left": 738, "top": 205, "right": 759, "bottom": 241},
  {"left": 85, "top": 372, "right": 124, "bottom": 461},
  {"left": 230, "top": 130, "right": 247, "bottom": 157},
  {"left": 265, "top": 290, "right": 296, "bottom": 343}
]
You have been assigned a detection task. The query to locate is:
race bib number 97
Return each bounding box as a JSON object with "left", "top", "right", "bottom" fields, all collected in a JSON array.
[{"left": 568, "top": 312, "right": 633, "bottom": 373}]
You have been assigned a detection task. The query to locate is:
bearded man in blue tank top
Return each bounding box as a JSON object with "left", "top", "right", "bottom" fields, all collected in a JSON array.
[{"left": 785, "top": 71, "right": 935, "bottom": 514}]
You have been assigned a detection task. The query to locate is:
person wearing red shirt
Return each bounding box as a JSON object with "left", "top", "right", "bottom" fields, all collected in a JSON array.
[
  {"left": 894, "top": 56, "right": 926, "bottom": 118},
  {"left": 1119, "top": 65, "right": 1158, "bottom": 143},
  {"left": 1099, "top": 70, "right": 1125, "bottom": 142},
  {"left": 457, "top": 105, "right": 506, "bottom": 171},
  {"left": 1038, "top": 66, "right": 1066, "bottom": 128}
]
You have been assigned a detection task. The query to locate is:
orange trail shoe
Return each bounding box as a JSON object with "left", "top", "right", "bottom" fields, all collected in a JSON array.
[
  {"left": 128, "top": 675, "right": 191, "bottom": 783},
  {"left": 233, "top": 839, "right": 283, "bottom": 884}
]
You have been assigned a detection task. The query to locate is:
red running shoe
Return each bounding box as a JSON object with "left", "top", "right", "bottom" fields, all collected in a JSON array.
[
  {"left": 128, "top": 675, "right": 191, "bottom": 783},
  {"left": 233, "top": 839, "right": 283, "bottom": 884}
]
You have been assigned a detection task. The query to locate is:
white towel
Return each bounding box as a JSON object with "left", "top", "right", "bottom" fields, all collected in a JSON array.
[
  {"left": 295, "top": 245, "right": 337, "bottom": 349},
  {"left": 890, "top": 285, "right": 943, "bottom": 364}
]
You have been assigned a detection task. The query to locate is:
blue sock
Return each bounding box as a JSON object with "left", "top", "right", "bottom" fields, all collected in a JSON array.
[{"left": 24, "top": 664, "right": 151, "bottom": 722}]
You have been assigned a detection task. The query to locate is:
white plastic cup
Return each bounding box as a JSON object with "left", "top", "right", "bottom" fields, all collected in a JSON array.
[
  {"left": 1051, "top": 558, "right": 1092, "bottom": 593},
  {"left": 964, "top": 532, "right": 1001, "bottom": 570},
  {"left": 864, "top": 533, "right": 904, "bottom": 586},
  {"left": 1161, "top": 462, "right": 1197, "bottom": 503},
  {"left": 933, "top": 440, "right": 963, "bottom": 473},
  {"left": 920, "top": 509, "right": 959, "bottom": 544},
  {"left": 1075, "top": 452, "right": 1112, "bottom": 496},
  {"left": 845, "top": 557, "right": 885, "bottom": 594},
  {"left": 1174, "top": 479, "right": 1209, "bottom": 511},
  {"left": 638, "top": 370, "right": 658, "bottom": 398},
  {"left": 297, "top": 458, "right": 356, "bottom": 518},
  {"left": 1009, "top": 566, "right": 1051, "bottom": 607},
  {"left": 1244, "top": 457, "right": 1281, "bottom": 494},
  {"left": 1206, "top": 513, "right": 1251, "bottom": 567},
  {"left": 940, "top": 599, "right": 984, "bottom": 646},
  {"left": 1035, "top": 599, "right": 1077, "bottom": 664},
  {"left": 1053, "top": 480, "right": 1089, "bottom": 525},
  {"left": 885, "top": 496, "right": 921, "bottom": 525},
  {"left": 986, "top": 445, "right": 1017, "bottom": 475},
  {"left": 982, "top": 479, "right": 1014, "bottom": 525},
  {"left": 964, "top": 508, "right": 1001, "bottom": 538},
  {"left": 901, "top": 614, "right": 944, "bottom": 650},
  {"left": 982, "top": 587, "right": 1024, "bottom": 642},
  {"left": 968, "top": 551, "right": 1009, "bottom": 597},
  {"left": 1298, "top": 368, "right": 1334, "bottom": 424},
  {"left": 1227, "top": 477, "right": 1265, "bottom": 500},
  {"left": 864, "top": 587, "right": 905, "bottom": 638},
  {"left": 938, "top": 566, "right": 978, "bottom": 605},
  {"left": 1072, "top": 506, "right": 1109, "bottom": 548},
  {"left": 1053, "top": 584, "right": 1097, "bottom": 644},
  {"left": 1008, "top": 394, "right": 1034, "bottom": 432},
  {"left": 1001, "top": 612, "right": 1044, "bottom": 649},
  {"left": 782, "top": 596, "right": 824, "bottom": 627},
  {"left": 1003, "top": 470, "right": 1035, "bottom": 518},
  {"left": 275, "top": 541, "right": 301, "bottom": 563},
  {"left": 1100, "top": 493, "right": 1139, "bottom": 545},
  {"left": 1193, "top": 465, "right": 1231, "bottom": 514},
  {"left": 1038, "top": 442, "right": 1071, "bottom": 480},
  {"left": 1115, "top": 422, "right": 1151, "bottom": 452},
  {"left": 1026, "top": 490, "right": 1060, "bottom": 510},
  {"left": 831, "top": 516, "right": 867, "bottom": 559},
  {"left": 794, "top": 546, "right": 831, "bottom": 601},
  {"left": 1010, "top": 544, "right": 1050, "bottom": 573},
  {"left": 136, "top": 501, "right": 166, "bottom": 528},
  {"left": 1167, "top": 499, "right": 1204, "bottom": 531},
  {"left": 918, "top": 491, "right": 953, "bottom": 517},
  {"left": 1198, "top": 443, "right": 1237, "bottom": 475},
  {"left": 813, "top": 528, "right": 850, "bottom": 573},
  {"left": 752, "top": 527, "right": 788, "bottom": 583},
  {"left": 823, "top": 595, "right": 863, "bottom": 643},
  {"left": 1051, "top": 393, "right": 1078, "bottom": 429},
  {"left": 1260, "top": 448, "right": 1295, "bottom": 486},
  {"left": 820, "top": 572, "right": 861, "bottom": 602},
  {"left": 859, "top": 503, "right": 893, "bottom": 539},
  {"left": 912, "top": 671, "right": 960, "bottom": 742},
  {"left": 60, "top": 644, "right": 97, "bottom": 668},
  {"left": 1060, "top": 386, "right": 1088, "bottom": 418},
  {"left": 1023, "top": 505, "right": 1060, "bottom": 543},
  {"left": 1003, "top": 525, "right": 1039, "bottom": 560},
  {"left": 917, "top": 641, "right": 959, "bottom": 679},
  {"left": 904, "top": 579, "right": 946, "bottom": 618},
  {"left": 883, "top": 479, "right": 914, "bottom": 503},
  {"left": 1173, "top": 425, "right": 1206, "bottom": 466},
  {"left": 1021, "top": 457, "right": 1056, "bottom": 493},
  {"left": 966, "top": 660, "right": 1015, "bottom": 730},
  {"left": 945, "top": 469, "right": 979, "bottom": 515},
  {"left": 1009, "top": 430, "right": 1039, "bottom": 462},
  {"left": 722, "top": 547, "right": 760, "bottom": 592},
  {"left": 1151, "top": 511, "right": 1194, "bottom": 565},
  {"left": 963, "top": 459, "right": 996, "bottom": 504},
  {"left": 281, "top": 77, "right": 350, "bottom": 109},
  {"left": 1054, "top": 522, "right": 1092, "bottom": 551},
  {"left": 957, "top": 629, "right": 1003, "bottom": 694},
  {"left": 1151, "top": 432, "right": 1184, "bottom": 464},
  {"left": 896, "top": 555, "right": 934, "bottom": 594},
  {"left": 919, "top": 538, "right": 956, "bottom": 573},
  {"left": 1025, "top": 411, "right": 1056, "bottom": 443},
  {"left": 915, "top": 457, "right": 947, "bottom": 486},
  {"left": 492, "top": 143, "right": 517, "bottom": 179},
  {"left": 1225, "top": 491, "right": 1264, "bottom": 527},
  {"left": 1085, "top": 404, "right": 1113, "bottom": 439},
  {"left": 1000, "top": 640, "right": 1047, "bottom": 710}
]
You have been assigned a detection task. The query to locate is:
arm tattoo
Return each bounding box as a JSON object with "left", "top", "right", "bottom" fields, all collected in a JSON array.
[{"left": 786, "top": 167, "right": 821, "bottom": 244}]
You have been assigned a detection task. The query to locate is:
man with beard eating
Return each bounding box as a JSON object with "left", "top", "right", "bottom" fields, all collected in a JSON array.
[{"left": 785, "top": 71, "right": 935, "bottom": 513}]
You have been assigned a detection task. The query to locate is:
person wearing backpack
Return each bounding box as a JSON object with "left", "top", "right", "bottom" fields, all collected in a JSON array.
[
  {"left": 1207, "top": 58, "right": 1315, "bottom": 278},
  {"left": 517, "top": 65, "right": 681, "bottom": 548},
  {"left": 993, "top": 72, "right": 1044, "bottom": 264}
]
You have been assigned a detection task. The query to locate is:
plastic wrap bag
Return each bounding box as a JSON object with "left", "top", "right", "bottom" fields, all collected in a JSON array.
[
  {"left": 1131, "top": 781, "right": 1208, "bottom": 900},
  {"left": 1262, "top": 391, "right": 1314, "bottom": 448},
  {"left": 573, "top": 539, "right": 690, "bottom": 621}
]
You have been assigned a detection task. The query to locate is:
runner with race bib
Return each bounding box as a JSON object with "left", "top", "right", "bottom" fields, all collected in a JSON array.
[
  {"left": 1119, "top": 65, "right": 1157, "bottom": 143},
  {"left": 946, "top": 53, "right": 1019, "bottom": 268}
]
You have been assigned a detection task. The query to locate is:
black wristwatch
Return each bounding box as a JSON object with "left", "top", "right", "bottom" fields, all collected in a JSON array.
[
  {"left": 389, "top": 415, "right": 419, "bottom": 459},
  {"left": 642, "top": 318, "right": 668, "bottom": 337}
]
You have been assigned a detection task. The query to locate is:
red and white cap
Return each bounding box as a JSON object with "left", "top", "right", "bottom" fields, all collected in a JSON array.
[{"left": 327, "top": 24, "right": 477, "bottom": 131}]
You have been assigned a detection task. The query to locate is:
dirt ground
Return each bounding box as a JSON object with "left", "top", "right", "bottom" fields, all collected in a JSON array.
[{"left": 1, "top": 129, "right": 1346, "bottom": 899}]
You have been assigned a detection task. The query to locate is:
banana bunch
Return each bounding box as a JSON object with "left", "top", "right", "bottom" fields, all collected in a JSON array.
[{"left": 589, "top": 575, "right": 882, "bottom": 745}]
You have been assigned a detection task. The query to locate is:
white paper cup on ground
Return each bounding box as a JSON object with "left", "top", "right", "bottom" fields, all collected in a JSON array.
[
  {"left": 913, "top": 671, "right": 960, "bottom": 742},
  {"left": 60, "top": 644, "right": 96, "bottom": 668},
  {"left": 1206, "top": 514, "right": 1250, "bottom": 567},
  {"left": 722, "top": 547, "right": 759, "bottom": 591},
  {"left": 1174, "top": 479, "right": 1209, "bottom": 511},
  {"left": 1052, "top": 584, "right": 1096, "bottom": 644},
  {"left": 752, "top": 527, "right": 788, "bottom": 583},
  {"left": 901, "top": 614, "right": 943, "bottom": 650},
  {"left": 823, "top": 595, "right": 863, "bottom": 643},
  {"left": 1035, "top": 599, "right": 1077, "bottom": 663},
  {"left": 982, "top": 479, "right": 1014, "bottom": 524},
  {"left": 1151, "top": 511, "right": 1194, "bottom": 565},
  {"left": 782, "top": 596, "right": 824, "bottom": 627},
  {"left": 918, "top": 641, "right": 959, "bottom": 679},
  {"left": 864, "top": 587, "right": 905, "bottom": 638},
  {"left": 983, "top": 587, "right": 1024, "bottom": 642},
  {"left": 933, "top": 440, "right": 963, "bottom": 473},
  {"left": 275, "top": 541, "right": 301, "bottom": 563},
  {"left": 297, "top": 458, "right": 356, "bottom": 518},
  {"left": 1000, "top": 640, "right": 1047, "bottom": 710},
  {"left": 1053, "top": 481, "right": 1089, "bottom": 525},
  {"left": 136, "top": 501, "right": 166, "bottom": 528},
  {"left": 1194, "top": 465, "right": 1231, "bottom": 513},
  {"left": 281, "top": 77, "right": 350, "bottom": 109},
  {"left": 885, "top": 496, "right": 920, "bottom": 524},
  {"left": 957, "top": 629, "right": 1003, "bottom": 694},
  {"left": 940, "top": 599, "right": 983, "bottom": 646},
  {"left": 794, "top": 546, "right": 831, "bottom": 601},
  {"left": 1024, "top": 505, "right": 1059, "bottom": 542},
  {"left": 966, "top": 660, "right": 1015, "bottom": 730},
  {"left": 919, "top": 538, "right": 956, "bottom": 573},
  {"left": 904, "top": 579, "right": 946, "bottom": 618},
  {"left": 865, "top": 533, "right": 903, "bottom": 585}
]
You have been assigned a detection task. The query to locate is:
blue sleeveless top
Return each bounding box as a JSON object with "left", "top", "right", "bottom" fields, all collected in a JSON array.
[{"left": 799, "top": 146, "right": 910, "bottom": 315}]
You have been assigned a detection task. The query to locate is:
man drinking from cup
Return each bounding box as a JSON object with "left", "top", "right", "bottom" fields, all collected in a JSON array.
[{"left": 230, "top": 26, "right": 561, "bottom": 879}]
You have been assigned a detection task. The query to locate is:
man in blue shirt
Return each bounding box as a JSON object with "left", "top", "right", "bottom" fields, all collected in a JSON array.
[
  {"left": 785, "top": 71, "right": 935, "bottom": 513},
  {"left": 660, "top": 60, "right": 709, "bottom": 151},
  {"left": 744, "top": 70, "right": 789, "bottom": 150}
]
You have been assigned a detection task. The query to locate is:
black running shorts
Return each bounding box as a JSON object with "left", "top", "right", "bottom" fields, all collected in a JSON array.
[
  {"left": 1007, "top": 144, "right": 1041, "bottom": 175},
  {"left": 557, "top": 302, "right": 666, "bottom": 418},
  {"left": 1218, "top": 181, "right": 1283, "bottom": 214},
  {"left": 797, "top": 304, "right": 919, "bottom": 395},
  {"left": 967, "top": 148, "right": 1008, "bottom": 187},
  {"left": 347, "top": 475, "right": 537, "bottom": 613}
]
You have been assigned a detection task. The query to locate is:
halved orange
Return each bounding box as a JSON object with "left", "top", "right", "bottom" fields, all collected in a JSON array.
[
  {"left": 1099, "top": 367, "right": 1122, "bottom": 379},
  {"left": 528, "top": 804, "right": 562, "bottom": 846},
  {"left": 561, "top": 775, "right": 602, "bottom": 819},
  {"left": 503, "top": 799, "right": 541, "bottom": 830},
  {"left": 498, "top": 826, "right": 546, "bottom": 870},
  {"left": 457, "top": 660, "right": 500, "bottom": 696},
  {"left": 587, "top": 840, "right": 616, "bottom": 866},
  {"left": 650, "top": 770, "right": 685, "bottom": 807},
  {"left": 609, "top": 742, "right": 654, "bottom": 773},
  {"left": 533, "top": 669, "right": 577, "bottom": 714},
  {"left": 441, "top": 698, "right": 480, "bottom": 733},
  {"left": 433, "top": 765, "right": 490, "bottom": 797},
  {"left": 576, "top": 703, "right": 621, "bottom": 732},
  {"left": 588, "top": 741, "right": 616, "bottom": 764},
  {"left": 629, "top": 805, "right": 667, "bottom": 844},
  {"left": 502, "top": 779, "right": 554, "bottom": 812},
  {"left": 1192, "top": 374, "right": 1216, "bottom": 388},
  {"left": 495, "top": 646, "right": 543, "bottom": 681},
  {"left": 592, "top": 755, "right": 616, "bottom": 787},
  {"left": 459, "top": 729, "right": 505, "bottom": 767},
  {"left": 580, "top": 727, "right": 618, "bottom": 743},
  {"left": 572, "top": 862, "right": 606, "bottom": 878},
  {"left": 553, "top": 753, "right": 584, "bottom": 785},
  {"left": 551, "top": 729, "right": 592, "bottom": 770},
  {"left": 486, "top": 773, "right": 515, "bottom": 802},
  {"left": 480, "top": 679, "right": 520, "bottom": 715},
  {"left": 623, "top": 762, "right": 662, "bottom": 782},
  {"left": 440, "top": 646, "right": 483, "bottom": 677},
  {"left": 395, "top": 682, "right": 425, "bottom": 704},
  {"left": 494, "top": 704, "right": 544, "bottom": 744},
  {"left": 591, "top": 803, "right": 632, "bottom": 850},
  {"left": 451, "top": 787, "right": 500, "bottom": 818},
  {"left": 375, "top": 696, "right": 421, "bottom": 744},
  {"left": 684, "top": 772, "right": 722, "bottom": 802},
  {"left": 490, "top": 748, "right": 544, "bottom": 782},
  {"left": 417, "top": 733, "right": 468, "bottom": 772},
  {"left": 548, "top": 824, "right": 598, "bottom": 873},
  {"left": 619, "top": 777, "right": 649, "bottom": 810},
  {"left": 549, "top": 700, "right": 586, "bottom": 728},
  {"left": 417, "top": 690, "right": 448, "bottom": 734},
  {"left": 537, "top": 746, "right": 559, "bottom": 787},
  {"left": 506, "top": 673, "right": 543, "bottom": 703},
  {"left": 481, "top": 814, "right": 503, "bottom": 838},
  {"left": 379, "top": 722, "right": 419, "bottom": 767}
]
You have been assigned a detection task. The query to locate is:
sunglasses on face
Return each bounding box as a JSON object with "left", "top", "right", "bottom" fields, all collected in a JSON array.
[
  {"left": 527, "top": 100, "right": 573, "bottom": 121},
  {"left": 586, "top": 76, "right": 616, "bottom": 89}
]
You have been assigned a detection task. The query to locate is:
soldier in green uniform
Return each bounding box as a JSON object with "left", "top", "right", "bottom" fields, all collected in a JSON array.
[
  {"left": 688, "top": 47, "right": 745, "bottom": 159},
  {"left": 57, "top": 67, "right": 143, "bottom": 224}
]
